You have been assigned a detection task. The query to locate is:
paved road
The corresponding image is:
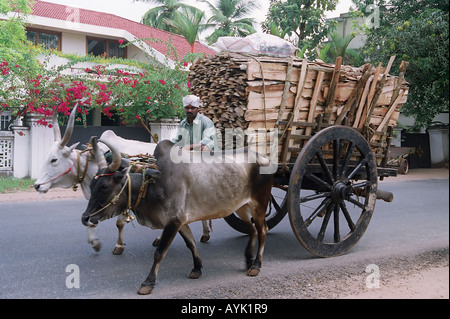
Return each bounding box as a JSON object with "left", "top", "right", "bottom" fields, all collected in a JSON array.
[{"left": 0, "top": 176, "right": 448, "bottom": 299}]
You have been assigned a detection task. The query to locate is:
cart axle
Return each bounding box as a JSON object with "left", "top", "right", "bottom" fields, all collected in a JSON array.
[{"left": 376, "top": 189, "right": 394, "bottom": 202}]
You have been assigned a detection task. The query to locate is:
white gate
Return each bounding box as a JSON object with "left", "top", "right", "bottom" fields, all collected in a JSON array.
[{"left": 0, "top": 131, "right": 14, "bottom": 175}]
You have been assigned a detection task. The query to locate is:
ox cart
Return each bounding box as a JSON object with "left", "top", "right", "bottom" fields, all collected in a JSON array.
[{"left": 188, "top": 53, "right": 409, "bottom": 258}]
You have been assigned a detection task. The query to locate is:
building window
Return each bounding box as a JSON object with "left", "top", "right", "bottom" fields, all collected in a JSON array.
[
  {"left": 1, "top": 114, "right": 11, "bottom": 131},
  {"left": 87, "top": 38, "right": 126, "bottom": 59},
  {"left": 26, "top": 28, "right": 61, "bottom": 50},
  {"left": 0, "top": 113, "right": 11, "bottom": 131}
]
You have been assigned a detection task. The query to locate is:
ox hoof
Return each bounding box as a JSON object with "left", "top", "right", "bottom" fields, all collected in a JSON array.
[
  {"left": 90, "top": 240, "right": 102, "bottom": 253},
  {"left": 152, "top": 238, "right": 160, "bottom": 247},
  {"left": 138, "top": 285, "right": 154, "bottom": 295},
  {"left": 200, "top": 234, "right": 210, "bottom": 243},
  {"left": 112, "top": 245, "right": 125, "bottom": 255},
  {"left": 247, "top": 267, "right": 260, "bottom": 277},
  {"left": 189, "top": 269, "right": 202, "bottom": 279}
]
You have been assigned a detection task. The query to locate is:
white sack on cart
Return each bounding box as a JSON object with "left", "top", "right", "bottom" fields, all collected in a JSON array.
[{"left": 212, "top": 33, "right": 297, "bottom": 57}]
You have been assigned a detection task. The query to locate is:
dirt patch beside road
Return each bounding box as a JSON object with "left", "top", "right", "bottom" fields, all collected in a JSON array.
[
  {"left": 166, "top": 248, "right": 448, "bottom": 299},
  {"left": 0, "top": 187, "right": 85, "bottom": 203}
]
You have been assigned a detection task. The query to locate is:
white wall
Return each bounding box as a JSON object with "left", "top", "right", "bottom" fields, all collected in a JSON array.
[{"left": 61, "top": 32, "right": 86, "bottom": 55}]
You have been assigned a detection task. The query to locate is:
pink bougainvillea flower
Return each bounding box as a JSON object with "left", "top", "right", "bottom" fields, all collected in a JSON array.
[
  {"left": 118, "top": 39, "right": 124, "bottom": 44},
  {"left": 158, "top": 79, "right": 166, "bottom": 85}
]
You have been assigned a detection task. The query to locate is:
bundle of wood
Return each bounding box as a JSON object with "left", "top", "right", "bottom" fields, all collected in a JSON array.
[{"left": 187, "top": 52, "right": 409, "bottom": 165}]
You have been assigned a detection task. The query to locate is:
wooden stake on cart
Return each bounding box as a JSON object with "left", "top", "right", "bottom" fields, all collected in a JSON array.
[
  {"left": 280, "top": 59, "right": 308, "bottom": 168},
  {"left": 323, "top": 56, "right": 343, "bottom": 123}
]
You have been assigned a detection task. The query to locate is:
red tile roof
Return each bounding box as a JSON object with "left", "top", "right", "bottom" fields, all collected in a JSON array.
[{"left": 30, "top": 0, "right": 216, "bottom": 60}]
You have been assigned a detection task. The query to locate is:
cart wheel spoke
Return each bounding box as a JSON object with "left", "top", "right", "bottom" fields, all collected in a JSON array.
[
  {"left": 289, "top": 126, "right": 378, "bottom": 257},
  {"left": 341, "top": 142, "right": 355, "bottom": 177},
  {"left": 333, "top": 204, "right": 340, "bottom": 243},
  {"left": 346, "top": 196, "right": 365, "bottom": 209},
  {"left": 304, "top": 197, "right": 332, "bottom": 227},
  {"left": 317, "top": 204, "right": 333, "bottom": 242},
  {"left": 300, "top": 192, "right": 330, "bottom": 203},
  {"left": 304, "top": 171, "right": 332, "bottom": 190},
  {"left": 333, "top": 139, "right": 340, "bottom": 180},
  {"left": 315, "top": 150, "right": 334, "bottom": 184},
  {"left": 340, "top": 201, "right": 356, "bottom": 232},
  {"left": 347, "top": 156, "right": 368, "bottom": 180}
]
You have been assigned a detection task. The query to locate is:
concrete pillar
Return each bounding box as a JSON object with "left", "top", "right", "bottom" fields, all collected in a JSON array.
[
  {"left": 148, "top": 119, "right": 179, "bottom": 143},
  {"left": 428, "top": 125, "right": 449, "bottom": 168}
]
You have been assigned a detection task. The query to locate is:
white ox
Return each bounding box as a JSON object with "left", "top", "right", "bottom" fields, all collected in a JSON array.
[{"left": 34, "top": 107, "right": 211, "bottom": 254}]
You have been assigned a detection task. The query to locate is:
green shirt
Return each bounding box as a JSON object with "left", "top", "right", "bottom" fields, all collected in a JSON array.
[{"left": 171, "top": 113, "right": 217, "bottom": 150}]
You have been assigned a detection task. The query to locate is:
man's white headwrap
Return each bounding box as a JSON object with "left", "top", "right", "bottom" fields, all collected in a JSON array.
[{"left": 182, "top": 95, "right": 202, "bottom": 108}]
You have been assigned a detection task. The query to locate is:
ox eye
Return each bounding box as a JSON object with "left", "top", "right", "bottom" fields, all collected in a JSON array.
[{"left": 51, "top": 159, "right": 57, "bottom": 164}]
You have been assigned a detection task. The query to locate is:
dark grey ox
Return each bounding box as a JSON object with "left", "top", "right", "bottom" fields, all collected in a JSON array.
[{"left": 81, "top": 137, "right": 273, "bottom": 295}]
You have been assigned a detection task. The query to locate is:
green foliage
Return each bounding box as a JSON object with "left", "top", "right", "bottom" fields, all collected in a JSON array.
[
  {"left": 163, "top": 6, "right": 205, "bottom": 52},
  {"left": 262, "top": 0, "right": 338, "bottom": 56},
  {"left": 0, "top": 0, "right": 41, "bottom": 73},
  {"left": 352, "top": 0, "right": 449, "bottom": 128},
  {"left": 137, "top": 0, "right": 188, "bottom": 34},
  {"left": 201, "top": 0, "right": 259, "bottom": 45},
  {"left": 0, "top": 176, "right": 35, "bottom": 193},
  {"left": 316, "top": 32, "right": 362, "bottom": 65}
]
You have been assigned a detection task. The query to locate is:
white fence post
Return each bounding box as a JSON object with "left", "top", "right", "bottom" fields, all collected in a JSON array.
[
  {"left": 25, "top": 114, "right": 55, "bottom": 179},
  {"left": 11, "top": 126, "right": 30, "bottom": 179}
]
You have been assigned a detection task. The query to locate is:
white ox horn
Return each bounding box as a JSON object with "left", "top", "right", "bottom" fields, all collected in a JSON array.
[
  {"left": 59, "top": 104, "right": 78, "bottom": 148},
  {"left": 52, "top": 109, "right": 61, "bottom": 141}
]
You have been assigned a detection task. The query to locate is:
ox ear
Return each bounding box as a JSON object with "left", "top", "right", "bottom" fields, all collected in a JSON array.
[{"left": 62, "top": 142, "right": 80, "bottom": 157}]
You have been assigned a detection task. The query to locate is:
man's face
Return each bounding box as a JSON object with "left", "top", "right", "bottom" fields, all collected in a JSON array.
[{"left": 185, "top": 105, "right": 199, "bottom": 121}]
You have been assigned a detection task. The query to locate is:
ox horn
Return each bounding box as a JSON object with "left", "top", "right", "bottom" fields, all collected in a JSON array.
[
  {"left": 59, "top": 104, "right": 78, "bottom": 148},
  {"left": 52, "top": 110, "right": 61, "bottom": 141},
  {"left": 91, "top": 136, "right": 108, "bottom": 171},
  {"left": 98, "top": 138, "right": 122, "bottom": 173}
]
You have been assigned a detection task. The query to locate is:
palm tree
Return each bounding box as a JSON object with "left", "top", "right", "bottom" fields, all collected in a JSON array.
[
  {"left": 200, "top": 0, "right": 260, "bottom": 45},
  {"left": 316, "top": 32, "right": 360, "bottom": 64},
  {"left": 135, "top": 0, "right": 191, "bottom": 34},
  {"left": 164, "top": 6, "right": 205, "bottom": 52}
]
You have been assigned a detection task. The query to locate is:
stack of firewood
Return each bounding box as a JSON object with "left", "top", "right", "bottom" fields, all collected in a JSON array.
[{"left": 187, "top": 52, "right": 409, "bottom": 164}]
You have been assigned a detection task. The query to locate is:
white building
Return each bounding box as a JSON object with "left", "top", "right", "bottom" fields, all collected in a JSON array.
[{"left": 0, "top": 0, "right": 215, "bottom": 177}]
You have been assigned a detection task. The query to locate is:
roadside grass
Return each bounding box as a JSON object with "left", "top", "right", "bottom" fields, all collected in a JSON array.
[{"left": 0, "top": 176, "right": 35, "bottom": 193}]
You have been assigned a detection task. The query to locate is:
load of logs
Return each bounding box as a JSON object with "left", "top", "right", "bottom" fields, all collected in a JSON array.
[{"left": 187, "top": 52, "right": 409, "bottom": 166}]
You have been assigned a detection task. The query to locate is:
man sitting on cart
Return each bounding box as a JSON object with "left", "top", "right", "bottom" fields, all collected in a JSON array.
[{"left": 172, "top": 94, "right": 217, "bottom": 152}]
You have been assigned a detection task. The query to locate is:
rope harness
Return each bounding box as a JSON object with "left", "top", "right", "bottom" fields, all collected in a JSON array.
[
  {"left": 36, "top": 149, "right": 91, "bottom": 191},
  {"left": 88, "top": 156, "right": 158, "bottom": 223}
]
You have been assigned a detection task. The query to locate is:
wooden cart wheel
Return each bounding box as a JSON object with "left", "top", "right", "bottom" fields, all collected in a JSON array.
[
  {"left": 224, "top": 186, "right": 288, "bottom": 234},
  {"left": 399, "top": 158, "right": 409, "bottom": 175},
  {"left": 288, "top": 126, "right": 378, "bottom": 257}
]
